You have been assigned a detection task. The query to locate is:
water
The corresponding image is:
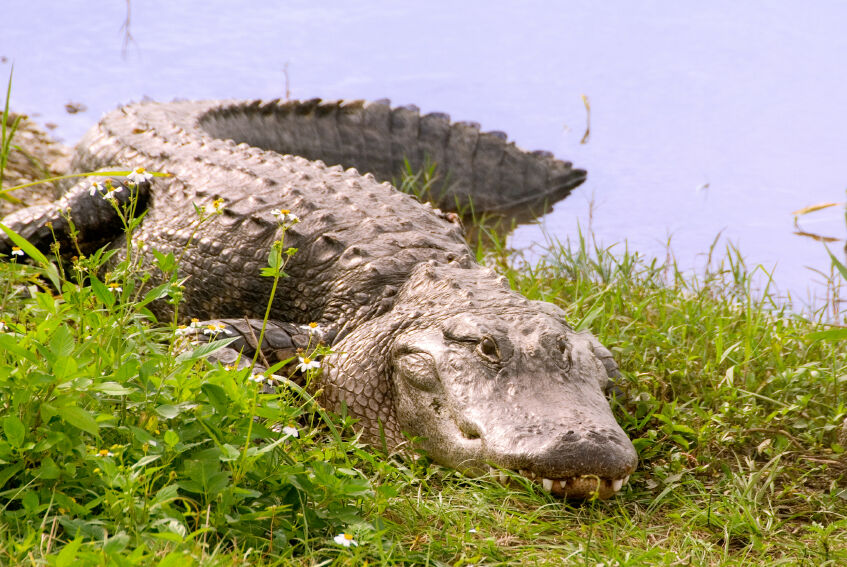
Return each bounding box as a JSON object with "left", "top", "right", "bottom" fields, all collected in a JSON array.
[{"left": 2, "top": 0, "right": 845, "bottom": 309}]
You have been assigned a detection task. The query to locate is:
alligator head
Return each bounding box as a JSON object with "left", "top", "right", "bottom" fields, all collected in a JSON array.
[{"left": 322, "top": 263, "right": 637, "bottom": 499}]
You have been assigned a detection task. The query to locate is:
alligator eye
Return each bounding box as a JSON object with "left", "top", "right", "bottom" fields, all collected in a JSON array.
[{"left": 476, "top": 336, "right": 501, "bottom": 363}]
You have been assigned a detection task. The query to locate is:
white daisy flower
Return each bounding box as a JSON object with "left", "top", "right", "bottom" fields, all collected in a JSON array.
[
  {"left": 107, "top": 283, "right": 122, "bottom": 293},
  {"left": 10, "top": 247, "right": 24, "bottom": 257},
  {"left": 127, "top": 166, "right": 153, "bottom": 184},
  {"left": 203, "top": 322, "right": 233, "bottom": 336},
  {"left": 282, "top": 425, "right": 299, "bottom": 438},
  {"left": 101, "top": 185, "right": 124, "bottom": 202},
  {"left": 89, "top": 181, "right": 105, "bottom": 196},
  {"left": 333, "top": 533, "right": 357, "bottom": 547},
  {"left": 205, "top": 198, "right": 225, "bottom": 215},
  {"left": 296, "top": 356, "right": 320, "bottom": 373},
  {"left": 270, "top": 208, "right": 299, "bottom": 225}
]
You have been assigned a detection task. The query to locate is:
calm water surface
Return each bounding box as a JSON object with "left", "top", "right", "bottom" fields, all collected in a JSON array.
[{"left": 2, "top": 1, "right": 846, "bottom": 309}]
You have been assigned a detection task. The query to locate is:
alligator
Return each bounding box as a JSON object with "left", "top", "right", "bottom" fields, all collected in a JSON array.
[{"left": 0, "top": 99, "right": 637, "bottom": 499}]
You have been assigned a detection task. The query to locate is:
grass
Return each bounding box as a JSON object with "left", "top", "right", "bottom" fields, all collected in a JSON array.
[{"left": 0, "top": 74, "right": 846, "bottom": 565}]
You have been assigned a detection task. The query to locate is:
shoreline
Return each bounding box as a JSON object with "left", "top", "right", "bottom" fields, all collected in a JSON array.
[{"left": 1, "top": 111, "right": 72, "bottom": 216}]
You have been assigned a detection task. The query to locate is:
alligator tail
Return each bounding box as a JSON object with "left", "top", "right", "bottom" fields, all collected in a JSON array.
[{"left": 196, "top": 99, "right": 586, "bottom": 216}]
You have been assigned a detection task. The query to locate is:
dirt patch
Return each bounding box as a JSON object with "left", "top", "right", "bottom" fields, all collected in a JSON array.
[{"left": 1, "top": 112, "right": 72, "bottom": 216}]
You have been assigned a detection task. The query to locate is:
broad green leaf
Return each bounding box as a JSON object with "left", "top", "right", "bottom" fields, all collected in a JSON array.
[
  {"left": 201, "top": 383, "right": 229, "bottom": 414},
  {"left": 0, "top": 462, "right": 23, "bottom": 490},
  {"left": 57, "top": 405, "right": 99, "bottom": 436},
  {"left": 38, "top": 456, "right": 61, "bottom": 479},
  {"left": 55, "top": 537, "right": 83, "bottom": 567},
  {"left": 102, "top": 531, "right": 130, "bottom": 554},
  {"left": 175, "top": 337, "right": 237, "bottom": 362},
  {"left": 94, "top": 382, "right": 137, "bottom": 395},
  {"left": 156, "top": 405, "right": 181, "bottom": 419},
  {"left": 2, "top": 415, "right": 25, "bottom": 448},
  {"left": 89, "top": 275, "right": 115, "bottom": 307},
  {"left": 132, "top": 454, "right": 161, "bottom": 469},
  {"left": 0, "top": 334, "right": 37, "bottom": 363},
  {"left": 51, "top": 355, "right": 78, "bottom": 381},
  {"left": 163, "top": 429, "right": 180, "bottom": 447},
  {"left": 49, "top": 325, "right": 75, "bottom": 358},
  {"left": 137, "top": 282, "right": 174, "bottom": 309}
]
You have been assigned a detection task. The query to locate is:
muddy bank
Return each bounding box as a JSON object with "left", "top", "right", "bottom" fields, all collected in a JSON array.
[{"left": 1, "top": 112, "right": 71, "bottom": 216}]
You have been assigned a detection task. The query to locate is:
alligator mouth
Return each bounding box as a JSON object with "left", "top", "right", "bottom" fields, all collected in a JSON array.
[{"left": 489, "top": 467, "right": 631, "bottom": 499}]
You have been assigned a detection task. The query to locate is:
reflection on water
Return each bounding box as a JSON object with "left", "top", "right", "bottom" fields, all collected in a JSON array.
[{"left": 1, "top": 0, "right": 845, "bottom": 310}]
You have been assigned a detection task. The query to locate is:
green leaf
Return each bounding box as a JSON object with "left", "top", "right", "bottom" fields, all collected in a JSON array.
[
  {"left": 94, "top": 382, "right": 137, "bottom": 395},
  {"left": 0, "top": 333, "right": 37, "bottom": 363},
  {"left": 175, "top": 337, "right": 237, "bottom": 362},
  {"left": 51, "top": 354, "right": 78, "bottom": 381},
  {"left": 827, "top": 247, "right": 847, "bottom": 281},
  {"left": 2, "top": 415, "right": 25, "bottom": 448},
  {"left": 0, "top": 463, "right": 23, "bottom": 491},
  {"left": 89, "top": 275, "right": 115, "bottom": 307},
  {"left": 57, "top": 405, "right": 99, "bottom": 437},
  {"left": 152, "top": 249, "right": 176, "bottom": 272},
  {"left": 132, "top": 455, "right": 161, "bottom": 469},
  {"left": 806, "top": 328, "right": 847, "bottom": 342},
  {"left": 201, "top": 383, "right": 229, "bottom": 414},
  {"left": 163, "top": 429, "right": 180, "bottom": 447},
  {"left": 575, "top": 303, "right": 604, "bottom": 332},
  {"left": 49, "top": 325, "right": 75, "bottom": 358},
  {"left": 137, "top": 282, "right": 174, "bottom": 309},
  {"left": 0, "top": 228, "right": 62, "bottom": 289},
  {"left": 38, "top": 456, "right": 61, "bottom": 479},
  {"left": 102, "top": 531, "right": 130, "bottom": 554},
  {"left": 156, "top": 405, "right": 181, "bottom": 419},
  {"left": 55, "top": 537, "right": 83, "bottom": 567}
]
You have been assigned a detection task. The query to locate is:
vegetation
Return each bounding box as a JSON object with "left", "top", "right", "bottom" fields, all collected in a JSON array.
[{"left": 0, "top": 74, "right": 845, "bottom": 565}]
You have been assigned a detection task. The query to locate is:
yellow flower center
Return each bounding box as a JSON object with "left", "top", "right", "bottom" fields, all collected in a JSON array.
[
  {"left": 302, "top": 357, "right": 312, "bottom": 364},
  {"left": 108, "top": 283, "right": 120, "bottom": 288},
  {"left": 309, "top": 322, "right": 318, "bottom": 328},
  {"left": 344, "top": 533, "right": 353, "bottom": 540},
  {"left": 135, "top": 167, "right": 146, "bottom": 174},
  {"left": 98, "top": 449, "right": 110, "bottom": 456}
]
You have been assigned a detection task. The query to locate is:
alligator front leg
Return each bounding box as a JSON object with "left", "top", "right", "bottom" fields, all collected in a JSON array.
[{"left": 182, "top": 317, "right": 333, "bottom": 372}]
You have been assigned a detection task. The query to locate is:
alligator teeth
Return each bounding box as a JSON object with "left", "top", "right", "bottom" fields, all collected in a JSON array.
[
  {"left": 623, "top": 475, "right": 630, "bottom": 485},
  {"left": 498, "top": 470, "right": 508, "bottom": 484},
  {"left": 611, "top": 478, "right": 623, "bottom": 492},
  {"left": 541, "top": 478, "right": 553, "bottom": 492}
]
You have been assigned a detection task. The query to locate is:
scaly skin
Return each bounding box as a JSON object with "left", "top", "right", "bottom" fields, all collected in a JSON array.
[{"left": 0, "top": 99, "right": 636, "bottom": 499}]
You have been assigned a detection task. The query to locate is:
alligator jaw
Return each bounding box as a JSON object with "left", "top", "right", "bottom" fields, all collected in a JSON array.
[{"left": 491, "top": 467, "right": 631, "bottom": 499}]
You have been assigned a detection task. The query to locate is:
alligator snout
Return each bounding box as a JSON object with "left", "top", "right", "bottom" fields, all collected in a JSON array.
[{"left": 461, "top": 395, "right": 638, "bottom": 499}]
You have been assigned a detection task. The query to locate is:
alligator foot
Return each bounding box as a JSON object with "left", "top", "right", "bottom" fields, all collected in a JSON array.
[{"left": 180, "top": 317, "right": 333, "bottom": 371}]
